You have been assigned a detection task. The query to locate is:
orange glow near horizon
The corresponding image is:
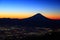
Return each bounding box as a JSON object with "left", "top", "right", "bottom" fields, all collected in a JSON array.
[
  {"left": 0, "top": 12, "right": 35, "bottom": 19},
  {"left": 43, "top": 13, "right": 60, "bottom": 20},
  {"left": 0, "top": 12, "right": 60, "bottom": 20}
]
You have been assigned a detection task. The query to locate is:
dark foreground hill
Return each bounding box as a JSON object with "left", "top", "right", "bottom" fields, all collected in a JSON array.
[{"left": 0, "top": 13, "right": 60, "bottom": 28}]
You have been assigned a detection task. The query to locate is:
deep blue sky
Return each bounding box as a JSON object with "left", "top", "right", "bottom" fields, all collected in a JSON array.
[{"left": 0, "top": 0, "right": 60, "bottom": 12}]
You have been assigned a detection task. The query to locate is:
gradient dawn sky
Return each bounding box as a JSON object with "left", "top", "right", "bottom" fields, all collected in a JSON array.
[{"left": 0, "top": 0, "right": 60, "bottom": 19}]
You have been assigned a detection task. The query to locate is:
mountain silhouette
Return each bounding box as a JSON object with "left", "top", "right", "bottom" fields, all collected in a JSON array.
[
  {"left": 21, "top": 13, "right": 53, "bottom": 27},
  {"left": 29, "top": 13, "right": 48, "bottom": 20},
  {"left": 0, "top": 13, "right": 60, "bottom": 28}
]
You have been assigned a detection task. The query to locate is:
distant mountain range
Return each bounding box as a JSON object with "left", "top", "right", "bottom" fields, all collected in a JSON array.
[{"left": 0, "top": 13, "right": 60, "bottom": 28}]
